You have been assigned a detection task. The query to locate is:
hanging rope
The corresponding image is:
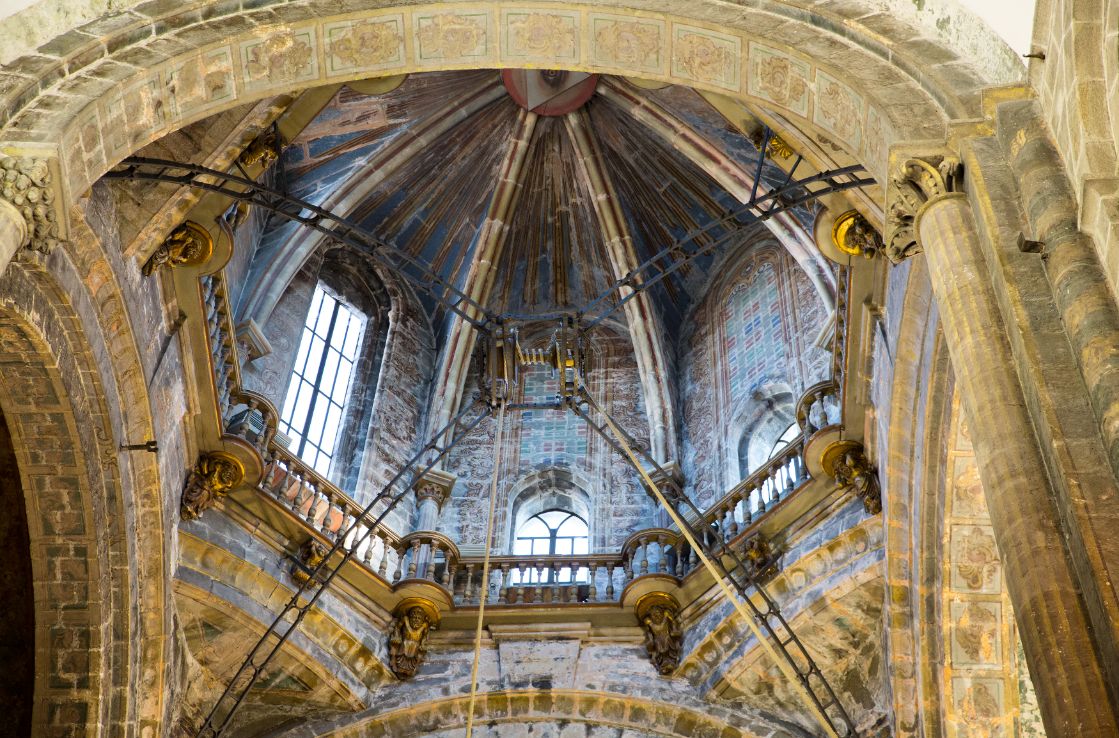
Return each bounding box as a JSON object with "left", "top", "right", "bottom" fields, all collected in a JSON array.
[{"left": 464, "top": 401, "right": 506, "bottom": 738}]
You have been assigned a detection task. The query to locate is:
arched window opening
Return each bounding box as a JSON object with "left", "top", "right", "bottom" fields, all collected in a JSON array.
[
  {"left": 511, "top": 509, "right": 589, "bottom": 584},
  {"left": 769, "top": 422, "right": 800, "bottom": 459},
  {"left": 278, "top": 283, "right": 366, "bottom": 475}
]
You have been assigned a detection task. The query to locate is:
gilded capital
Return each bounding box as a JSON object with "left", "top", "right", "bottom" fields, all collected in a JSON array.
[
  {"left": 885, "top": 154, "right": 962, "bottom": 263},
  {"left": 0, "top": 156, "right": 63, "bottom": 254},
  {"left": 180, "top": 451, "right": 244, "bottom": 520},
  {"left": 821, "top": 440, "right": 882, "bottom": 515},
  {"left": 635, "top": 592, "right": 683, "bottom": 675},
  {"left": 142, "top": 221, "right": 213, "bottom": 276}
]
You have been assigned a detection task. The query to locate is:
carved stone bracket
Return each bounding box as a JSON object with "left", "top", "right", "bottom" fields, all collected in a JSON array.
[
  {"left": 291, "top": 538, "right": 328, "bottom": 585},
  {"left": 388, "top": 597, "right": 440, "bottom": 679},
  {"left": 412, "top": 468, "right": 456, "bottom": 511},
  {"left": 635, "top": 591, "right": 683, "bottom": 676},
  {"left": 831, "top": 209, "right": 884, "bottom": 260},
  {"left": 180, "top": 451, "right": 245, "bottom": 521},
  {"left": 821, "top": 440, "right": 882, "bottom": 515},
  {"left": 142, "top": 220, "right": 214, "bottom": 276},
  {"left": 0, "top": 156, "right": 63, "bottom": 254},
  {"left": 237, "top": 128, "right": 282, "bottom": 170},
  {"left": 741, "top": 534, "right": 780, "bottom": 582},
  {"left": 885, "top": 154, "right": 962, "bottom": 263}
]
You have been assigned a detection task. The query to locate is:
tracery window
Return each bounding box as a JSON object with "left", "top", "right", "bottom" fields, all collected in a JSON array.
[
  {"left": 511, "top": 509, "right": 589, "bottom": 584},
  {"left": 279, "top": 284, "right": 365, "bottom": 475}
]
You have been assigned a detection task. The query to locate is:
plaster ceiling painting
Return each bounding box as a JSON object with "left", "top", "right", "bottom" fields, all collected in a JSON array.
[{"left": 4, "top": 2, "right": 1118, "bottom": 738}]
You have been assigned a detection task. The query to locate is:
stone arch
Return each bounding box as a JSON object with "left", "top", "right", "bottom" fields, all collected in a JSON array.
[
  {"left": 0, "top": 0, "right": 1030, "bottom": 245},
  {"left": 293, "top": 689, "right": 763, "bottom": 738},
  {"left": 506, "top": 466, "right": 595, "bottom": 553},
  {"left": 731, "top": 380, "right": 798, "bottom": 479},
  {"left": 0, "top": 266, "right": 132, "bottom": 736}
]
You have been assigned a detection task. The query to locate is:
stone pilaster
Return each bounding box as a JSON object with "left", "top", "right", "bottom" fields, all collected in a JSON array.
[{"left": 897, "top": 153, "right": 1119, "bottom": 736}]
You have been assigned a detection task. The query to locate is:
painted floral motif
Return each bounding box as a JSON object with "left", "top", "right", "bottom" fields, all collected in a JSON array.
[
  {"left": 417, "top": 14, "right": 486, "bottom": 59},
  {"left": 954, "top": 526, "right": 1000, "bottom": 591},
  {"left": 246, "top": 32, "right": 313, "bottom": 83},
  {"left": 952, "top": 461, "right": 987, "bottom": 517},
  {"left": 329, "top": 21, "right": 402, "bottom": 68},
  {"left": 818, "top": 78, "right": 861, "bottom": 144},
  {"left": 674, "top": 32, "right": 734, "bottom": 85},
  {"left": 957, "top": 681, "right": 1004, "bottom": 737},
  {"left": 953, "top": 601, "right": 999, "bottom": 664},
  {"left": 506, "top": 13, "right": 575, "bottom": 58},
  {"left": 755, "top": 55, "right": 807, "bottom": 109},
  {"left": 593, "top": 20, "right": 661, "bottom": 70}
]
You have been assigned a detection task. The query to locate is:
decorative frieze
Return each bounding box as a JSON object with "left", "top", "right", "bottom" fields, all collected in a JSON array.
[
  {"left": 636, "top": 592, "right": 682, "bottom": 675},
  {"left": 885, "top": 154, "right": 962, "bottom": 262},
  {"left": 0, "top": 156, "right": 63, "bottom": 254},
  {"left": 822, "top": 440, "right": 882, "bottom": 515},
  {"left": 142, "top": 221, "right": 213, "bottom": 276},
  {"left": 388, "top": 597, "right": 440, "bottom": 679},
  {"left": 180, "top": 452, "right": 245, "bottom": 520}
]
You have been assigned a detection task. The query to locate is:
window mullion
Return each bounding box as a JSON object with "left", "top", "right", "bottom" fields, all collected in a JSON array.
[{"left": 296, "top": 298, "right": 342, "bottom": 458}]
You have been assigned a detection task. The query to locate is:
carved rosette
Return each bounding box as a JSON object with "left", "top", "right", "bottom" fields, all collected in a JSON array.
[
  {"left": 0, "top": 156, "right": 63, "bottom": 253},
  {"left": 635, "top": 592, "right": 683, "bottom": 676},
  {"left": 180, "top": 452, "right": 245, "bottom": 521},
  {"left": 822, "top": 440, "right": 882, "bottom": 515},
  {"left": 885, "top": 154, "right": 962, "bottom": 263},
  {"left": 142, "top": 221, "right": 213, "bottom": 276},
  {"left": 237, "top": 128, "right": 282, "bottom": 170},
  {"left": 388, "top": 597, "right": 440, "bottom": 679},
  {"left": 831, "top": 209, "right": 884, "bottom": 260},
  {"left": 291, "top": 538, "right": 328, "bottom": 585}
]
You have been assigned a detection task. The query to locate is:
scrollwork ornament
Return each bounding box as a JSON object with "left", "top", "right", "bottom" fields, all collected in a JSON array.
[
  {"left": 0, "top": 155, "right": 63, "bottom": 254},
  {"left": 884, "top": 154, "right": 962, "bottom": 263},
  {"left": 180, "top": 452, "right": 244, "bottom": 520},
  {"left": 142, "top": 221, "right": 213, "bottom": 276},
  {"left": 831, "top": 209, "right": 884, "bottom": 259}
]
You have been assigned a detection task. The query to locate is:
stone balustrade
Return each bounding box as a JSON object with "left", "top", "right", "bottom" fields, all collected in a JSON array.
[
  {"left": 200, "top": 273, "right": 240, "bottom": 424},
  {"left": 698, "top": 436, "right": 808, "bottom": 540},
  {"left": 795, "top": 380, "right": 841, "bottom": 436},
  {"left": 452, "top": 553, "right": 626, "bottom": 606}
]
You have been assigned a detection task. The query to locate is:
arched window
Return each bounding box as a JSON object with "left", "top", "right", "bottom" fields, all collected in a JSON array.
[
  {"left": 769, "top": 422, "right": 800, "bottom": 459},
  {"left": 512, "top": 509, "right": 589, "bottom": 584},
  {"left": 278, "top": 284, "right": 365, "bottom": 475}
]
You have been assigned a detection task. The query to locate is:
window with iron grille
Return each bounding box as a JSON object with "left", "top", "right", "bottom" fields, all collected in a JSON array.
[{"left": 511, "top": 509, "right": 590, "bottom": 584}]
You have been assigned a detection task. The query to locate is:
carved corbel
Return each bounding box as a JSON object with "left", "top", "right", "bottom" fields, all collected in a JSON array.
[
  {"left": 238, "top": 128, "right": 282, "bottom": 170},
  {"left": 635, "top": 592, "right": 683, "bottom": 675},
  {"left": 822, "top": 440, "right": 882, "bottom": 515},
  {"left": 831, "top": 210, "right": 884, "bottom": 260},
  {"left": 291, "top": 538, "right": 328, "bottom": 585},
  {"left": 142, "top": 221, "right": 213, "bottom": 276},
  {"left": 387, "top": 597, "right": 440, "bottom": 679},
  {"left": 741, "top": 534, "right": 780, "bottom": 582},
  {"left": 180, "top": 452, "right": 245, "bottom": 521},
  {"left": 885, "top": 154, "right": 962, "bottom": 263},
  {"left": 0, "top": 156, "right": 63, "bottom": 254}
]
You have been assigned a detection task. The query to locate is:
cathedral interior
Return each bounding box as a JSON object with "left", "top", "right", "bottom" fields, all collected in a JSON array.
[{"left": 2, "top": 1, "right": 1119, "bottom": 736}]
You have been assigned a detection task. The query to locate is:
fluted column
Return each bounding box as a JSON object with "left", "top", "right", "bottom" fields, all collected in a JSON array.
[{"left": 893, "top": 154, "right": 1119, "bottom": 736}]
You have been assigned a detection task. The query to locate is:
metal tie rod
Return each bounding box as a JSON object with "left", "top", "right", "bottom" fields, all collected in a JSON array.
[
  {"left": 569, "top": 389, "right": 859, "bottom": 738},
  {"left": 196, "top": 399, "right": 493, "bottom": 737}
]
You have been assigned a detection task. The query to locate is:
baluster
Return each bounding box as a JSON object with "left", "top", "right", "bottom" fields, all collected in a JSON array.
[
  {"left": 622, "top": 549, "right": 634, "bottom": 584},
  {"left": 392, "top": 545, "right": 404, "bottom": 583},
  {"left": 605, "top": 564, "right": 616, "bottom": 600},
  {"left": 463, "top": 563, "right": 476, "bottom": 602},
  {"left": 407, "top": 540, "right": 421, "bottom": 579},
  {"left": 319, "top": 488, "right": 334, "bottom": 536},
  {"left": 588, "top": 563, "right": 598, "bottom": 602},
  {"left": 377, "top": 534, "right": 390, "bottom": 577},
  {"left": 724, "top": 505, "right": 737, "bottom": 539},
  {"left": 543, "top": 563, "right": 555, "bottom": 604},
  {"left": 361, "top": 526, "right": 376, "bottom": 566},
  {"left": 639, "top": 535, "right": 650, "bottom": 575},
  {"left": 443, "top": 556, "right": 455, "bottom": 589},
  {"left": 498, "top": 563, "right": 510, "bottom": 604},
  {"left": 425, "top": 541, "right": 439, "bottom": 581}
]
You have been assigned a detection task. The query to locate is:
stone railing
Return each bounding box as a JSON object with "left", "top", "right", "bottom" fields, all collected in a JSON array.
[
  {"left": 796, "top": 379, "right": 841, "bottom": 437},
  {"left": 200, "top": 273, "right": 240, "bottom": 424},
  {"left": 699, "top": 435, "right": 808, "bottom": 540},
  {"left": 452, "top": 553, "right": 627, "bottom": 606}
]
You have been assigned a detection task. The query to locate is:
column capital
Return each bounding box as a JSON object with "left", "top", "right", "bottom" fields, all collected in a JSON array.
[
  {"left": 0, "top": 155, "right": 64, "bottom": 255},
  {"left": 885, "top": 152, "right": 963, "bottom": 263},
  {"left": 412, "top": 468, "right": 456, "bottom": 510}
]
